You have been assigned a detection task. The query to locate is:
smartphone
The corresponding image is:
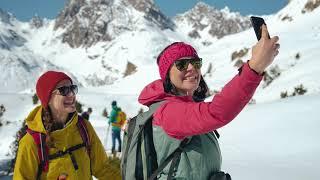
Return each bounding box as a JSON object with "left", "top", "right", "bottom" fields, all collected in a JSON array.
[{"left": 250, "top": 16, "right": 270, "bottom": 40}]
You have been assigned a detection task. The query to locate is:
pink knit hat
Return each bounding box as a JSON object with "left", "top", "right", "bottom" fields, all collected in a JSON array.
[
  {"left": 157, "top": 42, "right": 199, "bottom": 81},
  {"left": 36, "top": 71, "right": 72, "bottom": 108}
]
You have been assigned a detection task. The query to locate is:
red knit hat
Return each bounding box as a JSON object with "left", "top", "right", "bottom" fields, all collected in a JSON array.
[
  {"left": 36, "top": 71, "right": 72, "bottom": 108},
  {"left": 157, "top": 42, "right": 199, "bottom": 81}
]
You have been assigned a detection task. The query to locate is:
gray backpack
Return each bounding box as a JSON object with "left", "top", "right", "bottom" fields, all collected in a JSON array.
[
  {"left": 121, "top": 101, "right": 191, "bottom": 180},
  {"left": 121, "top": 101, "right": 225, "bottom": 180}
]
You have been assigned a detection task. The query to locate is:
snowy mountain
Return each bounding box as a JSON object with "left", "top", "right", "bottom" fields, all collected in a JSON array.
[
  {"left": 1, "top": 0, "right": 320, "bottom": 179},
  {"left": 0, "top": 10, "right": 64, "bottom": 92},
  {"left": 0, "top": 10, "right": 26, "bottom": 49},
  {"left": 0, "top": 0, "right": 258, "bottom": 92},
  {"left": 0, "top": 0, "right": 180, "bottom": 90},
  {"left": 174, "top": 2, "right": 251, "bottom": 45},
  {"left": 54, "top": 0, "right": 174, "bottom": 48}
]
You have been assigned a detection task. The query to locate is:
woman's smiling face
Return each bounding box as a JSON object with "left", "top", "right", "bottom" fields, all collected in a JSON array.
[
  {"left": 169, "top": 57, "right": 202, "bottom": 96},
  {"left": 48, "top": 79, "right": 76, "bottom": 114}
]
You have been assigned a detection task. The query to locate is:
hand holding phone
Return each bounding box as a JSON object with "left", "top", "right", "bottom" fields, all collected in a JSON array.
[
  {"left": 249, "top": 16, "right": 280, "bottom": 74},
  {"left": 250, "top": 16, "right": 270, "bottom": 41}
]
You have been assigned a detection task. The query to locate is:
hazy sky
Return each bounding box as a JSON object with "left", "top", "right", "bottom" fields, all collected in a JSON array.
[{"left": 0, "top": 0, "right": 288, "bottom": 22}]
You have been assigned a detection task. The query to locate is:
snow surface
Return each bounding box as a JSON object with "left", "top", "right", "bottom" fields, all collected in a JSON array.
[{"left": 220, "top": 94, "right": 320, "bottom": 180}]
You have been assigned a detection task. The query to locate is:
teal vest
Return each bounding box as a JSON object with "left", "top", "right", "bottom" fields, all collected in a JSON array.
[{"left": 153, "top": 126, "right": 222, "bottom": 180}]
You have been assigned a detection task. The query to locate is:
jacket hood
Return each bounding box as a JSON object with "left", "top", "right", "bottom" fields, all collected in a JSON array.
[
  {"left": 25, "top": 105, "right": 47, "bottom": 133},
  {"left": 138, "top": 79, "right": 193, "bottom": 106},
  {"left": 26, "top": 105, "right": 77, "bottom": 134}
]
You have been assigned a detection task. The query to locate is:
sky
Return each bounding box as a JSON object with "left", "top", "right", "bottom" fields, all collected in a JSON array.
[{"left": 0, "top": 0, "right": 288, "bottom": 22}]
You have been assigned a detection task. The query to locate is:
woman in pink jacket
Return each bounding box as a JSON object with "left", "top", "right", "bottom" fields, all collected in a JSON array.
[{"left": 137, "top": 25, "right": 279, "bottom": 179}]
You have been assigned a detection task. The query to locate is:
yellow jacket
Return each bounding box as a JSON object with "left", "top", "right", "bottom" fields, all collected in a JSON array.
[{"left": 13, "top": 105, "right": 121, "bottom": 180}]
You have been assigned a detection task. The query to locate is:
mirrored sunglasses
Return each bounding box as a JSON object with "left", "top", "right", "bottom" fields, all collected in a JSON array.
[
  {"left": 174, "top": 58, "right": 202, "bottom": 71},
  {"left": 55, "top": 85, "right": 78, "bottom": 96}
]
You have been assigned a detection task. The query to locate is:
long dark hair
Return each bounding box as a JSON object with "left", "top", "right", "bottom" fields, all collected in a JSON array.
[
  {"left": 163, "top": 73, "right": 210, "bottom": 102},
  {"left": 42, "top": 107, "right": 55, "bottom": 147},
  {"left": 42, "top": 107, "right": 73, "bottom": 147}
]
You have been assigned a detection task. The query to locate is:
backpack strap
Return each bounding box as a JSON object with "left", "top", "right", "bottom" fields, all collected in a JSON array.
[
  {"left": 122, "top": 101, "right": 164, "bottom": 179},
  {"left": 46, "top": 117, "right": 91, "bottom": 172},
  {"left": 26, "top": 129, "right": 49, "bottom": 180},
  {"left": 121, "top": 116, "right": 137, "bottom": 178},
  {"left": 76, "top": 115, "right": 92, "bottom": 174},
  {"left": 148, "top": 137, "right": 191, "bottom": 180},
  {"left": 76, "top": 115, "right": 91, "bottom": 155},
  {"left": 48, "top": 143, "right": 86, "bottom": 159},
  {"left": 135, "top": 101, "right": 194, "bottom": 180},
  {"left": 135, "top": 101, "right": 166, "bottom": 180},
  {"left": 48, "top": 143, "right": 86, "bottom": 171},
  {"left": 26, "top": 115, "right": 91, "bottom": 179},
  {"left": 213, "top": 130, "right": 220, "bottom": 139}
]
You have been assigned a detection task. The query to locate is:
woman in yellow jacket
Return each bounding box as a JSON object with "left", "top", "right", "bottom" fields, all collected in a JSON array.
[{"left": 13, "top": 71, "right": 121, "bottom": 180}]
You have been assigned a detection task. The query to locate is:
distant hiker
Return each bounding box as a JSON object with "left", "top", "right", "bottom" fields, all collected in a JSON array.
[
  {"left": 81, "top": 107, "right": 93, "bottom": 120},
  {"left": 13, "top": 71, "right": 120, "bottom": 180},
  {"left": 108, "top": 101, "right": 126, "bottom": 155},
  {"left": 122, "top": 29, "right": 280, "bottom": 180}
]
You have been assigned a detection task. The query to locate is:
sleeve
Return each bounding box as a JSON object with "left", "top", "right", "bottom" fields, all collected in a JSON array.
[
  {"left": 85, "top": 121, "right": 121, "bottom": 180},
  {"left": 154, "top": 62, "right": 263, "bottom": 139},
  {"left": 13, "top": 135, "right": 39, "bottom": 180}
]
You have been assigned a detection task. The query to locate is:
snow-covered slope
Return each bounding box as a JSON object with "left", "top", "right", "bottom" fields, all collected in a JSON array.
[
  {"left": 220, "top": 93, "right": 320, "bottom": 180},
  {"left": 198, "top": 0, "right": 320, "bottom": 103},
  {"left": 0, "top": 10, "right": 65, "bottom": 92},
  {"left": 1, "top": 85, "right": 319, "bottom": 180}
]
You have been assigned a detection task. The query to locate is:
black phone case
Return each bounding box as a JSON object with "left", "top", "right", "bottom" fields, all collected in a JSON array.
[{"left": 250, "top": 16, "right": 268, "bottom": 41}]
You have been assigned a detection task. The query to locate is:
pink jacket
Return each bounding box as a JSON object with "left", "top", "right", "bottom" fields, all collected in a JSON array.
[{"left": 138, "top": 63, "right": 263, "bottom": 140}]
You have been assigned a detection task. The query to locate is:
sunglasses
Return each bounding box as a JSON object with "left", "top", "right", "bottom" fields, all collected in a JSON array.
[
  {"left": 54, "top": 85, "right": 78, "bottom": 96},
  {"left": 174, "top": 58, "right": 202, "bottom": 71}
]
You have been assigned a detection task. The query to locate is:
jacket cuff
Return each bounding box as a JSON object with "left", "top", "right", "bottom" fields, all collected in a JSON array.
[{"left": 238, "top": 62, "right": 263, "bottom": 82}]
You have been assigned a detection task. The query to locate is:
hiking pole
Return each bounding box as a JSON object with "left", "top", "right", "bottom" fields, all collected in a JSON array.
[{"left": 105, "top": 125, "right": 111, "bottom": 151}]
